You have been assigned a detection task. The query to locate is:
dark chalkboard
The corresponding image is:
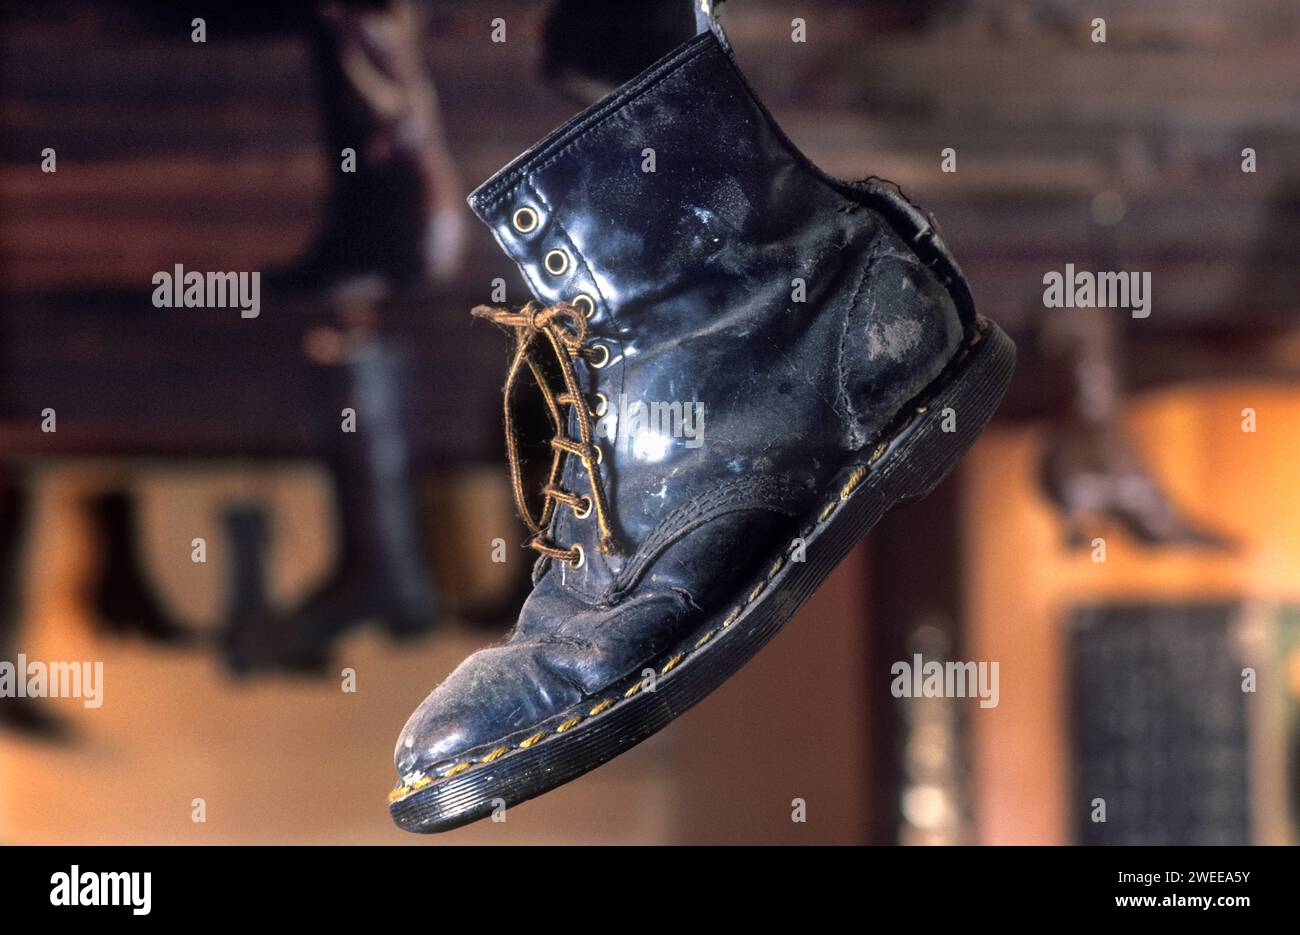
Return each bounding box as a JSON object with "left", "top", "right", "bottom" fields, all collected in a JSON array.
[{"left": 1070, "top": 603, "right": 1250, "bottom": 845}]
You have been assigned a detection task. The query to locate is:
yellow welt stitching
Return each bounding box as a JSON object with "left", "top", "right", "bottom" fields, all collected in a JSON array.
[
  {"left": 444, "top": 761, "right": 471, "bottom": 778},
  {"left": 589, "top": 698, "right": 614, "bottom": 716},
  {"left": 623, "top": 681, "right": 643, "bottom": 699},
  {"left": 519, "top": 731, "right": 547, "bottom": 749},
  {"left": 767, "top": 557, "right": 784, "bottom": 580},
  {"left": 481, "top": 745, "right": 509, "bottom": 763},
  {"left": 556, "top": 716, "right": 582, "bottom": 733},
  {"left": 866, "top": 440, "right": 888, "bottom": 467},
  {"left": 661, "top": 652, "right": 685, "bottom": 674},
  {"left": 723, "top": 606, "right": 742, "bottom": 626},
  {"left": 819, "top": 500, "right": 836, "bottom": 521},
  {"left": 695, "top": 629, "right": 717, "bottom": 648},
  {"left": 388, "top": 769, "right": 438, "bottom": 803},
  {"left": 747, "top": 581, "right": 765, "bottom": 602},
  {"left": 839, "top": 464, "right": 869, "bottom": 499}
]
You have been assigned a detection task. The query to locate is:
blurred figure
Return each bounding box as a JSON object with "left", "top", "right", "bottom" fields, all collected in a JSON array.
[{"left": 270, "top": 0, "right": 466, "bottom": 295}]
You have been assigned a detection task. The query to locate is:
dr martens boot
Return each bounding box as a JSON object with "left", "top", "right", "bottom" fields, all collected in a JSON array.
[{"left": 390, "top": 10, "right": 1015, "bottom": 832}]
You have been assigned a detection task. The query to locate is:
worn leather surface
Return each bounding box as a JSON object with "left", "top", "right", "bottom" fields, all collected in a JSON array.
[{"left": 396, "top": 26, "right": 972, "bottom": 775}]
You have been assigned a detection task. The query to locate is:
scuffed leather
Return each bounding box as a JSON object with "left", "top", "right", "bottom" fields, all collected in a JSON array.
[
  {"left": 395, "top": 28, "right": 972, "bottom": 776},
  {"left": 838, "top": 239, "right": 963, "bottom": 449}
]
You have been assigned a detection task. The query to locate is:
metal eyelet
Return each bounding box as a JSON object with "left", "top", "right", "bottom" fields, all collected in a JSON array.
[
  {"left": 592, "top": 392, "right": 608, "bottom": 417},
  {"left": 512, "top": 207, "right": 539, "bottom": 233},
  {"left": 568, "top": 544, "right": 585, "bottom": 569},
  {"left": 572, "top": 293, "right": 596, "bottom": 319},
  {"left": 573, "top": 496, "right": 593, "bottom": 519},
  {"left": 592, "top": 444, "right": 603, "bottom": 465},
  {"left": 586, "top": 343, "right": 610, "bottom": 369},
  {"left": 544, "top": 249, "right": 570, "bottom": 276}
]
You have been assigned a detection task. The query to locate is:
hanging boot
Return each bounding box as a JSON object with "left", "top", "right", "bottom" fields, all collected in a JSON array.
[
  {"left": 291, "top": 329, "right": 441, "bottom": 643},
  {"left": 389, "top": 7, "right": 1015, "bottom": 832},
  {"left": 87, "top": 490, "right": 193, "bottom": 645},
  {"left": 222, "top": 328, "right": 439, "bottom": 674},
  {"left": 0, "top": 469, "right": 71, "bottom": 739},
  {"left": 221, "top": 503, "right": 331, "bottom": 675}
]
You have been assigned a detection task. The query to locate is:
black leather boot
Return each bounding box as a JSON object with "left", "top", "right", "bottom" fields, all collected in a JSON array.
[
  {"left": 286, "top": 335, "right": 441, "bottom": 644},
  {"left": 0, "top": 470, "right": 70, "bottom": 739},
  {"left": 88, "top": 491, "right": 192, "bottom": 645},
  {"left": 222, "top": 334, "right": 439, "bottom": 674},
  {"left": 389, "top": 10, "right": 1015, "bottom": 832}
]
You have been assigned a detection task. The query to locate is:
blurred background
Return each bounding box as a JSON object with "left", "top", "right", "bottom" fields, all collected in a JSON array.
[{"left": 1, "top": 0, "right": 1299, "bottom": 844}]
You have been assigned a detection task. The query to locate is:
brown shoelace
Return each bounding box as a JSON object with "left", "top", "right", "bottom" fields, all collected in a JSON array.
[{"left": 472, "top": 301, "right": 616, "bottom": 565}]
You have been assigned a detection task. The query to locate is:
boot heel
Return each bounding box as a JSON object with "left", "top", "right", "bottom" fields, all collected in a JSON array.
[{"left": 876, "top": 317, "right": 1017, "bottom": 506}]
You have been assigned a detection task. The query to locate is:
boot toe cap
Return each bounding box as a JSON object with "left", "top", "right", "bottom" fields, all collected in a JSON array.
[
  {"left": 393, "top": 582, "right": 697, "bottom": 778},
  {"left": 394, "top": 642, "right": 583, "bottom": 775}
]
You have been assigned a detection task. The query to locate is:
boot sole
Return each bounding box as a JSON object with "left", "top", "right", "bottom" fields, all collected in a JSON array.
[{"left": 389, "top": 317, "right": 1016, "bottom": 833}]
